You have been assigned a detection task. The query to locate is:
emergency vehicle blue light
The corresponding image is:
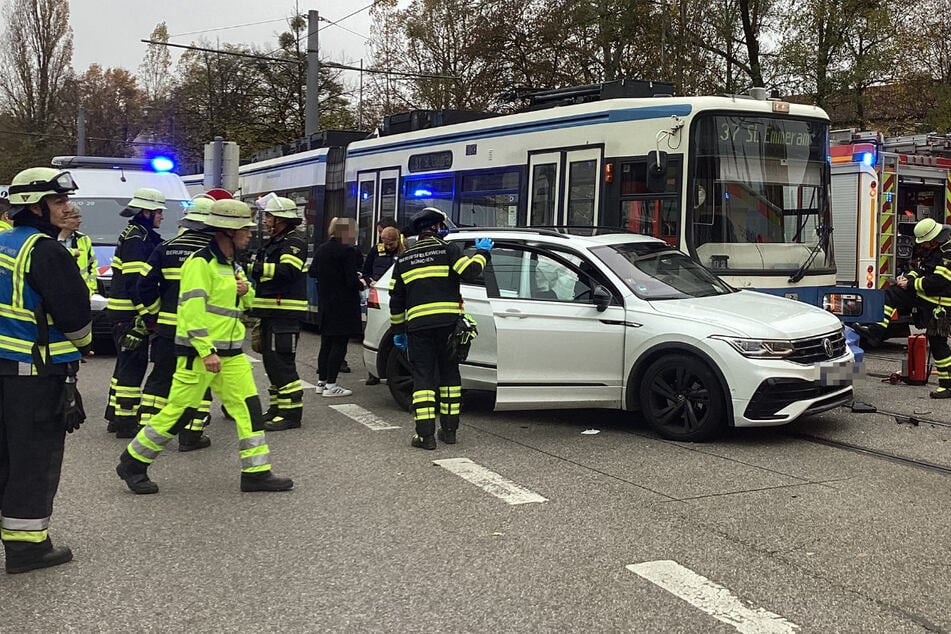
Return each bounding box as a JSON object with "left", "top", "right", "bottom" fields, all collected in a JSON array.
[
  {"left": 151, "top": 156, "right": 175, "bottom": 172},
  {"left": 412, "top": 188, "right": 433, "bottom": 198},
  {"left": 860, "top": 152, "right": 874, "bottom": 167}
]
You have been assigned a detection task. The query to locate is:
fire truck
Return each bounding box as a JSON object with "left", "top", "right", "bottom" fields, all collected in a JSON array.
[{"left": 828, "top": 129, "right": 951, "bottom": 334}]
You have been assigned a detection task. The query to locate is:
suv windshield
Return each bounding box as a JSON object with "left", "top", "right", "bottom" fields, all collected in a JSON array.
[
  {"left": 591, "top": 242, "right": 734, "bottom": 299},
  {"left": 72, "top": 197, "right": 188, "bottom": 244}
]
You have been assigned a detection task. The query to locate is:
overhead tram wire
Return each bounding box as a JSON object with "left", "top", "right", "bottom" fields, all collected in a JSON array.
[
  {"left": 167, "top": 18, "right": 288, "bottom": 39},
  {"left": 139, "top": 39, "right": 459, "bottom": 80}
]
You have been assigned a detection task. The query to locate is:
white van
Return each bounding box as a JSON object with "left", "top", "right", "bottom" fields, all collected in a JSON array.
[{"left": 45, "top": 156, "right": 190, "bottom": 352}]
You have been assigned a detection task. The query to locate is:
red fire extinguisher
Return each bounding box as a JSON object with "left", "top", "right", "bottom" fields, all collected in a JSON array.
[{"left": 903, "top": 335, "right": 928, "bottom": 385}]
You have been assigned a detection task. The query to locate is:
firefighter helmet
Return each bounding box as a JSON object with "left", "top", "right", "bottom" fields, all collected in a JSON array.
[
  {"left": 8, "top": 168, "right": 78, "bottom": 209},
  {"left": 263, "top": 196, "right": 301, "bottom": 223},
  {"left": 121, "top": 187, "right": 166, "bottom": 217},
  {"left": 205, "top": 199, "right": 255, "bottom": 230},
  {"left": 915, "top": 218, "right": 945, "bottom": 244},
  {"left": 411, "top": 207, "right": 448, "bottom": 234}
]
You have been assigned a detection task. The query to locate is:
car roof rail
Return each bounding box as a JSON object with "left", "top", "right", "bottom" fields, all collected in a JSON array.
[{"left": 448, "top": 226, "right": 570, "bottom": 239}]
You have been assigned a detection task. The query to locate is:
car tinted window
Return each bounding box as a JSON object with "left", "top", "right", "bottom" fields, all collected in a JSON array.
[
  {"left": 591, "top": 243, "right": 734, "bottom": 299},
  {"left": 482, "top": 244, "right": 611, "bottom": 304},
  {"left": 72, "top": 197, "right": 187, "bottom": 244}
]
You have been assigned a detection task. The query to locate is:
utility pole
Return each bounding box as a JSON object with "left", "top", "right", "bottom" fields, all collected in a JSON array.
[{"left": 305, "top": 9, "right": 320, "bottom": 138}]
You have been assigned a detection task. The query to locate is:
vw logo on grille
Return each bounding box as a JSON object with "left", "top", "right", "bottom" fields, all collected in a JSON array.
[{"left": 822, "top": 337, "right": 834, "bottom": 358}]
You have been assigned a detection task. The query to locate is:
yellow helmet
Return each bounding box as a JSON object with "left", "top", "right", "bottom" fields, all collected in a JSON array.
[
  {"left": 121, "top": 187, "right": 166, "bottom": 217},
  {"left": 206, "top": 199, "right": 255, "bottom": 230},
  {"left": 8, "top": 167, "right": 77, "bottom": 207},
  {"left": 263, "top": 196, "right": 301, "bottom": 222},
  {"left": 914, "top": 218, "right": 944, "bottom": 244}
]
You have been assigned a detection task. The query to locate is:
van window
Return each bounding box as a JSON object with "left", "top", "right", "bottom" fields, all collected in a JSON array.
[{"left": 72, "top": 197, "right": 188, "bottom": 244}]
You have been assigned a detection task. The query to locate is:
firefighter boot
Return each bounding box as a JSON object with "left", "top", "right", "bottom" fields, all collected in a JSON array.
[
  {"left": 437, "top": 428, "right": 457, "bottom": 444},
  {"left": 240, "top": 470, "right": 294, "bottom": 492},
  {"left": 264, "top": 414, "right": 302, "bottom": 432},
  {"left": 5, "top": 539, "right": 73, "bottom": 574},
  {"left": 178, "top": 429, "right": 211, "bottom": 452},
  {"left": 930, "top": 380, "right": 951, "bottom": 399},
  {"left": 263, "top": 386, "right": 279, "bottom": 421},
  {"left": 411, "top": 434, "right": 437, "bottom": 450},
  {"left": 116, "top": 451, "right": 159, "bottom": 494}
]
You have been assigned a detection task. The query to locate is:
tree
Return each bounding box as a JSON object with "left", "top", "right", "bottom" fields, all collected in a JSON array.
[
  {"left": 0, "top": 0, "right": 75, "bottom": 177},
  {"left": 70, "top": 64, "right": 147, "bottom": 157},
  {"left": 140, "top": 22, "right": 173, "bottom": 102}
]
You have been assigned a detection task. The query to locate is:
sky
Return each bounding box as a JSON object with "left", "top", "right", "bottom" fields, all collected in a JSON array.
[{"left": 66, "top": 0, "right": 378, "bottom": 75}]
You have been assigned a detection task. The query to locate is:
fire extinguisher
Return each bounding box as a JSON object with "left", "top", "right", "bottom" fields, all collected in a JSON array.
[{"left": 903, "top": 334, "right": 929, "bottom": 385}]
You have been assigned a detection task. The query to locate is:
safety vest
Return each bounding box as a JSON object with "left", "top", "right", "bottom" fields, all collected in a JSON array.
[
  {"left": 0, "top": 227, "right": 81, "bottom": 365},
  {"left": 175, "top": 242, "right": 255, "bottom": 358},
  {"left": 62, "top": 232, "right": 98, "bottom": 296},
  {"left": 250, "top": 227, "right": 308, "bottom": 318},
  {"left": 0, "top": 219, "right": 12, "bottom": 233}
]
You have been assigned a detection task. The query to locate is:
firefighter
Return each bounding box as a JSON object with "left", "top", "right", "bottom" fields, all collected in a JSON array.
[
  {"left": 104, "top": 188, "right": 165, "bottom": 438},
  {"left": 0, "top": 167, "right": 92, "bottom": 572},
  {"left": 857, "top": 218, "right": 951, "bottom": 398},
  {"left": 55, "top": 204, "right": 98, "bottom": 295},
  {"left": 249, "top": 195, "right": 308, "bottom": 431},
  {"left": 389, "top": 207, "right": 493, "bottom": 449},
  {"left": 136, "top": 194, "right": 219, "bottom": 450},
  {"left": 0, "top": 197, "right": 12, "bottom": 232},
  {"left": 116, "top": 199, "right": 293, "bottom": 494}
]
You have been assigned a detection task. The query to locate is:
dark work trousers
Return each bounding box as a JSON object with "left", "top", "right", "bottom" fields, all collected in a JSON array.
[
  {"left": 408, "top": 324, "right": 461, "bottom": 439},
  {"left": 877, "top": 285, "right": 933, "bottom": 328},
  {"left": 929, "top": 332, "right": 951, "bottom": 389},
  {"left": 105, "top": 319, "right": 151, "bottom": 434},
  {"left": 262, "top": 318, "right": 303, "bottom": 423},
  {"left": 318, "top": 334, "right": 350, "bottom": 384},
  {"left": 0, "top": 375, "right": 66, "bottom": 560},
  {"left": 140, "top": 335, "right": 211, "bottom": 432}
]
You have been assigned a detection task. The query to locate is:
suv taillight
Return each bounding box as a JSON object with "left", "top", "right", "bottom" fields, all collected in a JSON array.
[{"left": 367, "top": 286, "right": 379, "bottom": 309}]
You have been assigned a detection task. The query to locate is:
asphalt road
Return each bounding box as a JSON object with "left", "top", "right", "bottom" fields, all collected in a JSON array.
[{"left": 0, "top": 332, "right": 948, "bottom": 633}]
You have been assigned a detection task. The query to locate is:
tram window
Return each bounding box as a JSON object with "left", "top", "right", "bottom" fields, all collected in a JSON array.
[
  {"left": 620, "top": 160, "right": 678, "bottom": 194},
  {"left": 567, "top": 160, "right": 596, "bottom": 226},
  {"left": 381, "top": 178, "right": 397, "bottom": 216},
  {"left": 358, "top": 180, "right": 375, "bottom": 253},
  {"left": 459, "top": 169, "right": 520, "bottom": 227},
  {"left": 621, "top": 199, "right": 679, "bottom": 247},
  {"left": 530, "top": 163, "right": 557, "bottom": 226},
  {"left": 402, "top": 175, "right": 453, "bottom": 221}
]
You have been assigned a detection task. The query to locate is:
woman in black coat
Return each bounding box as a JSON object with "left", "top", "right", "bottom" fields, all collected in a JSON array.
[{"left": 308, "top": 217, "right": 362, "bottom": 397}]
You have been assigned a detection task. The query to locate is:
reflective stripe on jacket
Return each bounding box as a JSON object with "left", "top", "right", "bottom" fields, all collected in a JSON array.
[
  {"left": 389, "top": 235, "right": 488, "bottom": 332},
  {"left": 0, "top": 227, "right": 83, "bottom": 365},
  {"left": 138, "top": 230, "right": 213, "bottom": 338},
  {"left": 175, "top": 241, "right": 255, "bottom": 358},
  {"left": 250, "top": 227, "right": 308, "bottom": 319}
]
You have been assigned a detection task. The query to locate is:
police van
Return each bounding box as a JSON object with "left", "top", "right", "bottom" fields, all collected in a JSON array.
[{"left": 2, "top": 156, "right": 191, "bottom": 353}]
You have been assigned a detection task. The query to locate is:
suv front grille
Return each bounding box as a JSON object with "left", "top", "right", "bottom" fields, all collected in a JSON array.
[
  {"left": 787, "top": 330, "right": 846, "bottom": 364},
  {"left": 745, "top": 378, "right": 848, "bottom": 420}
]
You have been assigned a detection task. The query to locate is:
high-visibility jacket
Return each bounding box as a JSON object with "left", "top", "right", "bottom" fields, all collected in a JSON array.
[
  {"left": 250, "top": 226, "right": 308, "bottom": 319},
  {"left": 106, "top": 218, "right": 162, "bottom": 319},
  {"left": 60, "top": 231, "right": 98, "bottom": 295},
  {"left": 389, "top": 235, "right": 488, "bottom": 333},
  {"left": 913, "top": 243, "right": 951, "bottom": 307},
  {"left": 138, "top": 229, "right": 213, "bottom": 339},
  {"left": 175, "top": 240, "right": 254, "bottom": 359},
  {"left": 0, "top": 219, "right": 12, "bottom": 233},
  {"left": 0, "top": 226, "right": 91, "bottom": 367}
]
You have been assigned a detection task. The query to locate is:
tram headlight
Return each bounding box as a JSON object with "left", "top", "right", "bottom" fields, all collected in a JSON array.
[{"left": 710, "top": 335, "right": 796, "bottom": 359}]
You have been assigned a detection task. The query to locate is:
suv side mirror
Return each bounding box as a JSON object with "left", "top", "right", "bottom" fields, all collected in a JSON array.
[{"left": 592, "top": 285, "right": 612, "bottom": 312}]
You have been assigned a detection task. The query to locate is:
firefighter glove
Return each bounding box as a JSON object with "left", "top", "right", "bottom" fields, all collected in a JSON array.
[
  {"left": 393, "top": 334, "right": 407, "bottom": 351},
  {"left": 64, "top": 377, "right": 86, "bottom": 433},
  {"left": 475, "top": 237, "right": 494, "bottom": 251},
  {"left": 121, "top": 316, "right": 149, "bottom": 351}
]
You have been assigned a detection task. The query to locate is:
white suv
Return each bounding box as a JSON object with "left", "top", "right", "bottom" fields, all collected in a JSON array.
[{"left": 363, "top": 228, "right": 853, "bottom": 441}]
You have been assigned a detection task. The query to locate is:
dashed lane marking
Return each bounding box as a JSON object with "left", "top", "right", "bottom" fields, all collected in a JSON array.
[
  {"left": 626, "top": 560, "right": 799, "bottom": 633},
  {"left": 328, "top": 404, "right": 401, "bottom": 430},
  {"left": 433, "top": 458, "right": 548, "bottom": 505}
]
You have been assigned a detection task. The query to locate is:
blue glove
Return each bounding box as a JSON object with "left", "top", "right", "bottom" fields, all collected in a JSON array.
[
  {"left": 393, "top": 334, "right": 407, "bottom": 351},
  {"left": 475, "top": 237, "right": 494, "bottom": 251}
]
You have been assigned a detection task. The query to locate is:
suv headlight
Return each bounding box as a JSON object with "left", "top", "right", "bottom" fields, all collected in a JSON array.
[{"left": 710, "top": 335, "right": 796, "bottom": 359}]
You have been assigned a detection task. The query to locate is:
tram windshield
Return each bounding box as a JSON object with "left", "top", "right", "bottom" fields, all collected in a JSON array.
[{"left": 687, "top": 115, "right": 832, "bottom": 276}]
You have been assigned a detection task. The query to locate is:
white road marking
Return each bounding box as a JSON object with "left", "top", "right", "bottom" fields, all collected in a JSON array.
[
  {"left": 328, "top": 404, "right": 401, "bottom": 430},
  {"left": 626, "top": 560, "right": 799, "bottom": 634},
  {"left": 300, "top": 379, "right": 316, "bottom": 389},
  {"left": 244, "top": 354, "right": 261, "bottom": 364},
  {"left": 433, "top": 458, "right": 548, "bottom": 505}
]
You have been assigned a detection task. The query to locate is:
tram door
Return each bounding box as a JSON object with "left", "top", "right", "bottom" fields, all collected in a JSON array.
[
  {"left": 356, "top": 169, "right": 399, "bottom": 254},
  {"left": 527, "top": 148, "right": 602, "bottom": 228}
]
